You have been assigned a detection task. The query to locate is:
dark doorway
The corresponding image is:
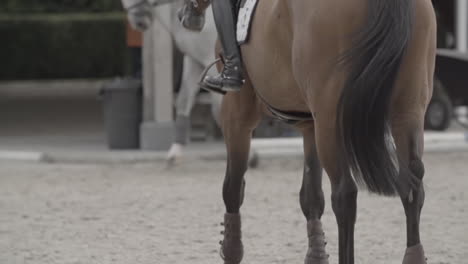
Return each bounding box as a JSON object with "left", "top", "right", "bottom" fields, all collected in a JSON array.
[{"left": 433, "top": 0, "right": 455, "bottom": 48}]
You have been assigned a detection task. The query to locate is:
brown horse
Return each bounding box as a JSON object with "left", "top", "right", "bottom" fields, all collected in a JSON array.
[{"left": 181, "top": 0, "right": 436, "bottom": 263}]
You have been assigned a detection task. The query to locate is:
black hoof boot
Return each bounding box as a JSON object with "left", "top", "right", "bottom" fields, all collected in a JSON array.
[
  {"left": 403, "top": 244, "right": 427, "bottom": 264},
  {"left": 220, "top": 213, "right": 243, "bottom": 264}
]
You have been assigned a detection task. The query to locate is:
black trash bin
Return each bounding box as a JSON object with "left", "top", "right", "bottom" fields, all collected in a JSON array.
[{"left": 100, "top": 78, "right": 142, "bottom": 149}]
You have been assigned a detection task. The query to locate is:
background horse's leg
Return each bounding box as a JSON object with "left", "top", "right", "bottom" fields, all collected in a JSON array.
[
  {"left": 297, "top": 122, "right": 329, "bottom": 264},
  {"left": 167, "top": 56, "right": 204, "bottom": 164},
  {"left": 315, "top": 121, "right": 358, "bottom": 264},
  {"left": 220, "top": 80, "right": 261, "bottom": 264},
  {"left": 392, "top": 117, "right": 427, "bottom": 264}
]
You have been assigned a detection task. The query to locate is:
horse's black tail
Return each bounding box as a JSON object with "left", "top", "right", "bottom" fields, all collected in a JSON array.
[{"left": 336, "top": 0, "right": 413, "bottom": 196}]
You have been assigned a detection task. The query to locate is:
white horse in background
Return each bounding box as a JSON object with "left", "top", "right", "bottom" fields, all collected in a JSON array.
[{"left": 123, "top": 0, "right": 224, "bottom": 164}]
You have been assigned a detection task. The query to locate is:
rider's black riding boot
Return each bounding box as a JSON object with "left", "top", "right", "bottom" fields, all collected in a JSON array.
[{"left": 203, "top": 0, "right": 244, "bottom": 92}]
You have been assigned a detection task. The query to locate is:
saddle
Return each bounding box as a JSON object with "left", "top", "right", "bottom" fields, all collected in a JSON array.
[
  {"left": 236, "top": 0, "right": 260, "bottom": 44},
  {"left": 235, "top": 0, "right": 314, "bottom": 124},
  {"left": 198, "top": 0, "right": 313, "bottom": 124}
]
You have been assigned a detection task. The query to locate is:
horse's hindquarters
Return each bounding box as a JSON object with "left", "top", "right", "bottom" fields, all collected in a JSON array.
[{"left": 391, "top": 0, "right": 437, "bottom": 120}]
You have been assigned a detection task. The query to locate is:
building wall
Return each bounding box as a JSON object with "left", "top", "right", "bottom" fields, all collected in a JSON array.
[{"left": 455, "top": 0, "right": 468, "bottom": 52}]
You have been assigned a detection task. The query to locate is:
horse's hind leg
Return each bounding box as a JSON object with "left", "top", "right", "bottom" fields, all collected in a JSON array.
[
  {"left": 219, "top": 80, "right": 262, "bottom": 264},
  {"left": 315, "top": 120, "right": 358, "bottom": 264},
  {"left": 392, "top": 116, "right": 427, "bottom": 264},
  {"left": 297, "top": 122, "right": 329, "bottom": 264},
  {"left": 330, "top": 171, "right": 357, "bottom": 264}
]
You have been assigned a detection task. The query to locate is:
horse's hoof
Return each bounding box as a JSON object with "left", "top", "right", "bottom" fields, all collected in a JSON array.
[
  {"left": 402, "top": 244, "right": 427, "bottom": 264},
  {"left": 166, "top": 144, "right": 183, "bottom": 168},
  {"left": 220, "top": 213, "right": 243, "bottom": 264},
  {"left": 220, "top": 237, "right": 243, "bottom": 264},
  {"left": 305, "top": 220, "right": 329, "bottom": 264}
]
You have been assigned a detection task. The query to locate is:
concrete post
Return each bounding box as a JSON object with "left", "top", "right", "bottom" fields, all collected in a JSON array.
[
  {"left": 456, "top": 0, "right": 468, "bottom": 52},
  {"left": 140, "top": 6, "right": 174, "bottom": 150}
]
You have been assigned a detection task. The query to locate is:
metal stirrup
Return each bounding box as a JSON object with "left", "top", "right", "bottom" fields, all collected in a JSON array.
[{"left": 198, "top": 58, "right": 226, "bottom": 94}]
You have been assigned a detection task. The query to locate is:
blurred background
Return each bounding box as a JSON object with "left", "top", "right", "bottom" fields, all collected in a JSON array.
[
  {"left": 0, "top": 0, "right": 466, "bottom": 153},
  {"left": 0, "top": 0, "right": 130, "bottom": 151},
  {"left": 0, "top": 1, "right": 467, "bottom": 264}
]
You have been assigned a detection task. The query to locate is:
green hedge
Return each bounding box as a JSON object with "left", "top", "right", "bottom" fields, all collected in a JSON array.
[
  {"left": 0, "top": 0, "right": 123, "bottom": 13},
  {"left": 0, "top": 13, "right": 129, "bottom": 80}
]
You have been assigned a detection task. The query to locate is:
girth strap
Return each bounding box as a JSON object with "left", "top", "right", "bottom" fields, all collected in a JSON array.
[
  {"left": 199, "top": 59, "right": 314, "bottom": 125},
  {"left": 267, "top": 105, "right": 314, "bottom": 125}
]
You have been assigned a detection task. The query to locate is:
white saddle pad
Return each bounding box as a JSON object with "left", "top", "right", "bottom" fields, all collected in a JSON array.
[{"left": 236, "top": 0, "right": 260, "bottom": 44}]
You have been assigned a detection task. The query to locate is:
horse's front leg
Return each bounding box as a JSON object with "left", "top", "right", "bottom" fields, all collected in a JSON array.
[
  {"left": 219, "top": 81, "right": 261, "bottom": 264},
  {"left": 167, "top": 56, "right": 204, "bottom": 165},
  {"left": 315, "top": 122, "right": 358, "bottom": 264}
]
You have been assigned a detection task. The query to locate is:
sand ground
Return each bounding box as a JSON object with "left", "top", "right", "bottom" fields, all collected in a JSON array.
[{"left": 0, "top": 152, "right": 467, "bottom": 264}]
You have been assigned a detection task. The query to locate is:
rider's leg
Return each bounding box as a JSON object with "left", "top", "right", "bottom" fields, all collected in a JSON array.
[{"left": 204, "top": 0, "right": 244, "bottom": 92}]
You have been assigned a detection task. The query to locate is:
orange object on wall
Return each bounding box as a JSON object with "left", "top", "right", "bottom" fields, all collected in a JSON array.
[{"left": 126, "top": 22, "right": 143, "bottom": 47}]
